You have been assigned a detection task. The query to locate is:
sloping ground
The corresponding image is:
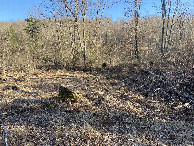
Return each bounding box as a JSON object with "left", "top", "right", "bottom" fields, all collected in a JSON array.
[{"left": 0, "top": 66, "right": 193, "bottom": 145}]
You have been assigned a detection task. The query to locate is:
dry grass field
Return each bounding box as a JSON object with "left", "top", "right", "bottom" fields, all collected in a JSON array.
[{"left": 0, "top": 64, "right": 193, "bottom": 145}]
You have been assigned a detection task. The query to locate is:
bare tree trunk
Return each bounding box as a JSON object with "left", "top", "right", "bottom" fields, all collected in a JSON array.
[
  {"left": 64, "top": 1, "right": 77, "bottom": 67},
  {"left": 165, "top": 0, "right": 180, "bottom": 52},
  {"left": 82, "top": 0, "right": 87, "bottom": 69},
  {"left": 134, "top": 0, "right": 139, "bottom": 59},
  {"left": 94, "top": 0, "right": 107, "bottom": 64},
  {"left": 126, "top": 0, "right": 141, "bottom": 59},
  {"left": 161, "top": 0, "right": 166, "bottom": 56},
  {"left": 164, "top": 0, "right": 172, "bottom": 52}
]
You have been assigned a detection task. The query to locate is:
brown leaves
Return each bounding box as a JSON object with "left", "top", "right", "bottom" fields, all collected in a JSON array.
[{"left": 0, "top": 68, "right": 193, "bottom": 145}]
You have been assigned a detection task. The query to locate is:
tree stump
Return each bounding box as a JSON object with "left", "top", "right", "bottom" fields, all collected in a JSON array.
[{"left": 57, "top": 86, "right": 79, "bottom": 103}]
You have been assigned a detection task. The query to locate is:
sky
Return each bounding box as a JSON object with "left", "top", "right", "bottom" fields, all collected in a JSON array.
[
  {"left": 0, "top": 0, "right": 193, "bottom": 22},
  {"left": 104, "top": 0, "right": 159, "bottom": 21},
  {"left": 0, "top": 0, "right": 42, "bottom": 21}
]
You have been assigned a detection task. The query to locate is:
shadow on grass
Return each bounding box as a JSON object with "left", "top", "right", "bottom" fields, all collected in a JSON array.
[
  {"left": 0, "top": 65, "right": 193, "bottom": 145},
  {"left": 0, "top": 95, "right": 193, "bottom": 145},
  {"left": 89, "top": 63, "right": 193, "bottom": 104}
]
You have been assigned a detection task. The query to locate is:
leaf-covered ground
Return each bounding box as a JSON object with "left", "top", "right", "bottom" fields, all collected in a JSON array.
[{"left": 0, "top": 65, "right": 193, "bottom": 145}]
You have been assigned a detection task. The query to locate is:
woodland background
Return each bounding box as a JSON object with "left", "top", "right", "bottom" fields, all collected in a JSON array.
[{"left": 0, "top": 0, "right": 193, "bottom": 73}]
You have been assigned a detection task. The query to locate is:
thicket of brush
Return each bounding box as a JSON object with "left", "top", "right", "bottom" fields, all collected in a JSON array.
[{"left": 0, "top": 15, "right": 193, "bottom": 73}]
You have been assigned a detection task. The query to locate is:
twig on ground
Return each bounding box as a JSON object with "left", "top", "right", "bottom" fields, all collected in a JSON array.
[{"left": 0, "top": 122, "right": 8, "bottom": 146}]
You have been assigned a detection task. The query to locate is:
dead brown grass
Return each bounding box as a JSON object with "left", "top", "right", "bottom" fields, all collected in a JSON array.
[{"left": 0, "top": 67, "right": 193, "bottom": 145}]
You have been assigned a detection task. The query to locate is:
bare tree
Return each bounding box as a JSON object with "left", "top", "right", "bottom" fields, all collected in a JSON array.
[
  {"left": 164, "top": 0, "right": 180, "bottom": 52},
  {"left": 134, "top": 0, "right": 141, "bottom": 59},
  {"left": 125, "top": 0, "right": 142, "bottom": 59},
  {"left": 41, "top": 0, "right": 111, "bottom": 69},
  {"left": 160, "top": 0, "right": 182, "bottom": 56},
  {"left": 161, "top": 0, "right": 166, "bottom": 56}
]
